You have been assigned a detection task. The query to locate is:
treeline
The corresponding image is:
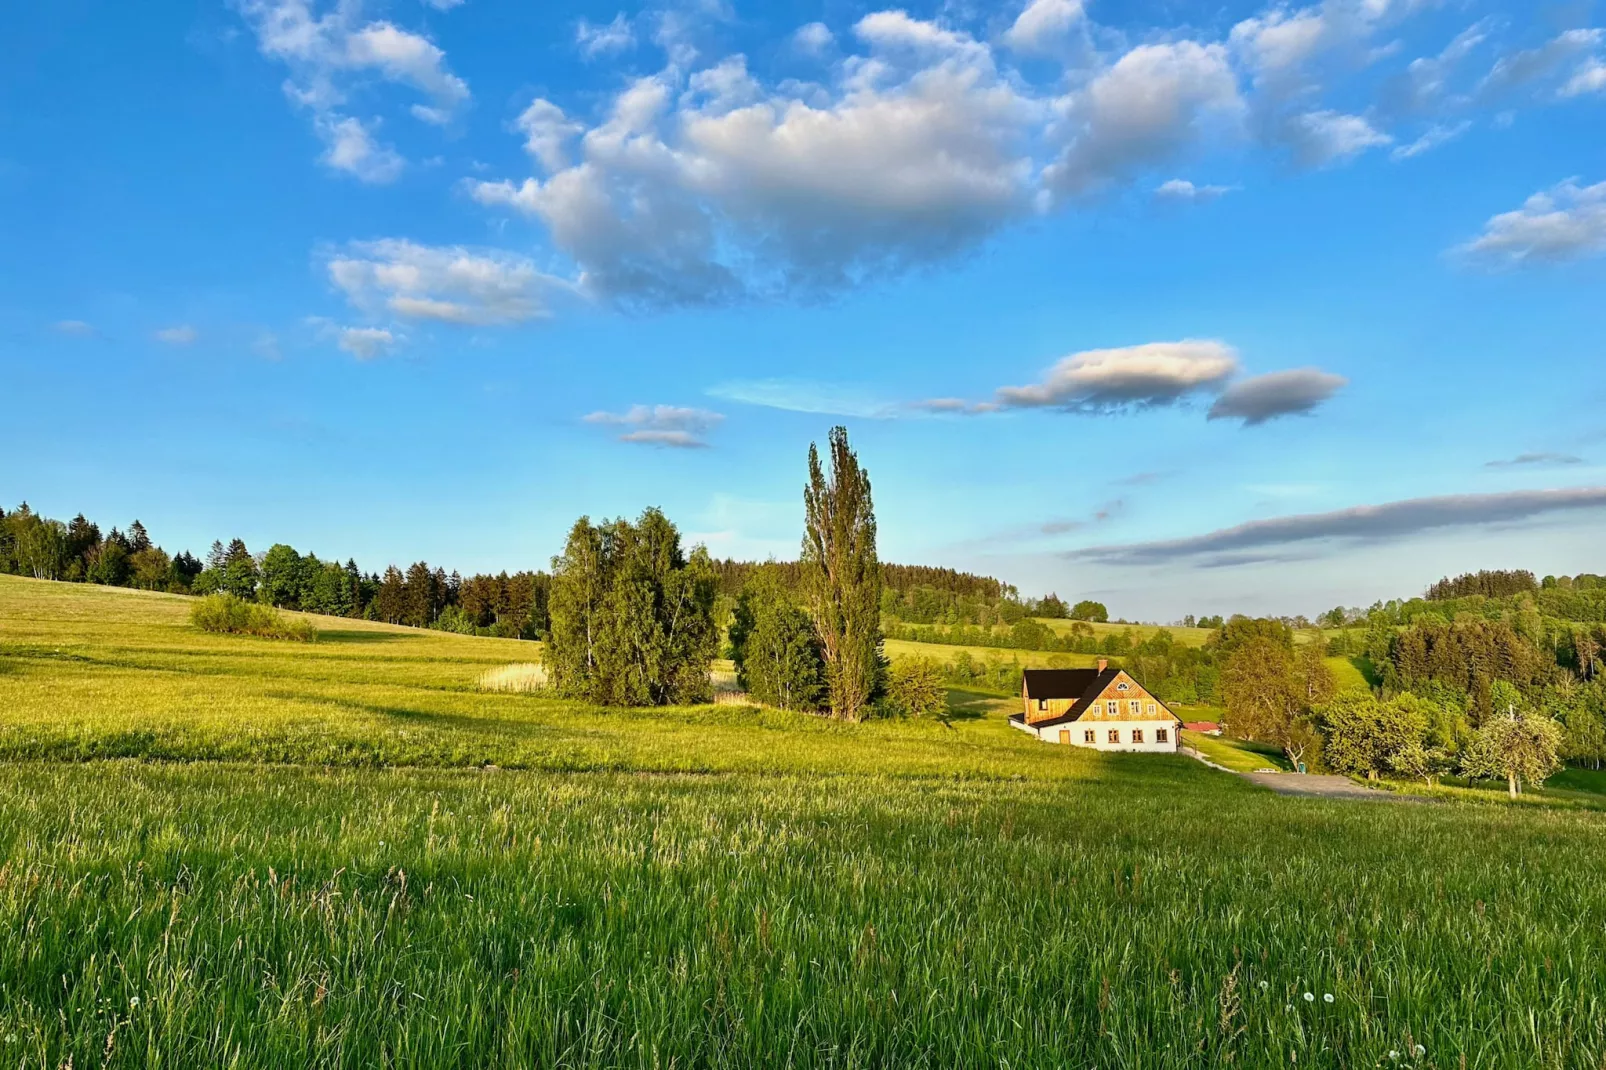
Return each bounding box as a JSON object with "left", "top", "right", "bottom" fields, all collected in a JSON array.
[
  {"left": 709, "top": 559, "right": 1006, "bottom": 600},
  {"left": 1426, "top": 569, "right": 1539, "bottom": 601},
  {"left": 0, "top": 504, "right": 202, "bottom": 590}
]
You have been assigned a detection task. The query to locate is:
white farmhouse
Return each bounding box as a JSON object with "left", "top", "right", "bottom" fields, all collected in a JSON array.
[{"left": 1010, "top": 660, "right": 1181, "bottom": 752}]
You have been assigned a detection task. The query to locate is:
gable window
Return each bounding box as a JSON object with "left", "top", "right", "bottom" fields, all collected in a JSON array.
[
  {"left": 1129, "top": 700, "right": 1141, "bottom": 716},
  {"left": 1084, "top": 729, "right": 1095, "bottom": 744},
  {"left": 1116, "top": 682, "right": 1129, "bottom": 691},
  {"left": 1156, "top": 728, "right": 1169, "bottom": 743},
  {"left": 1108, "top": 729, "right": 1120, "bottom": 744},
  {"left": 1147, "top": 703, "right": 1157, "bottom": 716},
  {"left": 1132, "top": 728, "right": 1144, "bottom": 743},
  {"left": 1107, "top": 701, "right": 1118, "bottom": 715}
]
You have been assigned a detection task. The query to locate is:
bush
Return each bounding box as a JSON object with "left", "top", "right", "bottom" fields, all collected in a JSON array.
[
  {"left": 884, "top": 657, "right": 948, "bottom": 719},
  {"left": 191, "top": 594, "right": 317, "bottom": 642}
]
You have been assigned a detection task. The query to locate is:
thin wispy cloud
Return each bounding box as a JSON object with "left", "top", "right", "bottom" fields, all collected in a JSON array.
[
  {"left": 1485, "top": 451, "right": 1586, "bottom": 468},
  {"left": 584, "top": 405, "right": 725, "bottom": 448},
  {"left": 1154, "top": 178, "right": 1236, "bottom": 202},
  {"left": 1071, "top": 486, "right": 1606, "bottom": 566},
  {"left": 326, "top": 239, "right": 571, "bottom": 324},
  {"left": 337, "top": 326, "right": 396, "bottom": 359},
  {"left": 707, "top": 380, "right": 900, "bottom": 419},
  {"left": 154, "top": 325, "right": 198, "bottom": 345},
  {"left": 54, "top": 320, "right": 97, "bottom": 337}
]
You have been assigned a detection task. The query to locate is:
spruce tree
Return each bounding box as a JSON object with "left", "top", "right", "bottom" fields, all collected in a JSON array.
[{"left": 802, "top": 426, "right": 883, "bottom": 721}]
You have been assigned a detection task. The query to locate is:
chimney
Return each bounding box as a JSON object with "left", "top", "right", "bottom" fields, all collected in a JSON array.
[{"left": 1096, "top": 657, "right": 1108, "bottom": 673}]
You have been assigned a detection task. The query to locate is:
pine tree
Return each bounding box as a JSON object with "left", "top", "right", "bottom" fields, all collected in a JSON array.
[
  {"left": 127, "top": 520, "right": 151, "bottom": 554},
  {"left": 801, "top": 427, "right": 883, "bottom": 721}
]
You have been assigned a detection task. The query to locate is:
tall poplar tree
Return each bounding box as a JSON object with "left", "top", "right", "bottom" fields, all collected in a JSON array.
[{"left": 802, "top": 426, "right": 882, "bottom": 721}]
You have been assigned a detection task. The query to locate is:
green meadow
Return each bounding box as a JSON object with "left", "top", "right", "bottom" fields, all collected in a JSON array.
[{"left": 3, "top": 575, "right": 1606, "bottom": 1067}]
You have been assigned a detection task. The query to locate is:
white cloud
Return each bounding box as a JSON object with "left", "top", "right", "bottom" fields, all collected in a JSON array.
[
  {"left": 420, "top": 0, "right": 464, "bottom": 9},
  {"left": 54, "top": 320, "right": 96, "bottom": 337},
  {"left": 584, "top": 404, "right": 725, "bottom": 447},
  {"left": 327, "top": 239, "right": 569, "bottom": 324},
  {"left": 1001, "top": 0, "right": 1084, "bottom": 55},
  {"left": 707, "top": 379, "right": 900, "bottom": 418},
  {"left": 793, "top": 22, "right": 833, "bottom": 55},
  {"left": 1479, "top": 29, "right": 1603, "bottom": 100},
  {"left": 1206, "top": 368, "right": 1348, "bottom": 424},
  {"left": 576, "top": 14, "right": 635, "bottom": 59},
  {"left": 470, "top": 35, "right": 1037, "bottom": 305},
  {"left": 1460, "top": 178, "right": 1606, "bottom": 264},
  {"left": 1562, "top": 58, "right": 1606, "bottom": 98},
  {"left": 154, "top": 325, "right": 198, "bottom": 345},
  {"left": 1391, "top": 21, "right": 1489, "bottom": 114},
  {"left": 337, "top": 326, "right": 396, "bottom": 359},
  {"left": 239, "top": 0, "right": 469, "bottom": 178},
  {"left": 1154, "top": 178, "right": 1235, "bottom": 201},
  {"left": 1044, "top": 41, "right": 1244, "bottom": 199},
  {"left": 994, "top": 340, "right": 1241, "bottom": 411},
  {"left": 316, "top": 114, "right": 404, "bottom": 182},
  {"left": 1282, "top": 109, "right": 1391, "bottom": 166},
  {"left": 1389, "top": 120, "right": 1470, "bottom": 160}
]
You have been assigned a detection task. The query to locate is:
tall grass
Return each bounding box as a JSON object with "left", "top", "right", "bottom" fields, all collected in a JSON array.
[
  {"left": 191, "top": 592, "right": 317, "bottom": 641},
  {"left": 476, "top": 661, "right": 548, "bottom": 692},
  {"left": 5, "top": 576, "right": 1606, "bottom": 1065}
]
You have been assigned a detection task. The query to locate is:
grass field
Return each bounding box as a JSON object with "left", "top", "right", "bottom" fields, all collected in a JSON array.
[
  {"left": 1182, "top": 730, "right": 1294, "bottom": 773},
  {"left": 4, "top": 575, "right": 1606, "bottom": 1067}
]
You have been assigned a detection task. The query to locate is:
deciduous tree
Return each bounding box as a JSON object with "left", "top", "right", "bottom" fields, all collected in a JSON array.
[{"left": 802, "top": 427, "right": 882, "bottom": 722}]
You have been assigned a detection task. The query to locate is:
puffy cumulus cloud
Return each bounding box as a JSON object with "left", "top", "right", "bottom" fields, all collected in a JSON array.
[
  {"left": 154, "top": 325, "right": 199, "bottom": 345},
  {"left": 1071, "top": 486, "right": 1606, "bottom": 566},
  {"left": 576, "top": 14, "right": 635, "bottom": 59},
  {"left": 793, "top": 22, "right": 834, "bottom": 55},
  {"left": 326, "top": 239, "right": 570, "bottom": 324},
  {"left": 1001, "top": 0, "right": 1085, "bottom": 56},
  {"left": 993, "top": 340, "right": 1241, "bottom": 412},
  {"left": 1280, "top": 109, "right": 1391, "bottom": 166},
  {"left": 470, "top": 18, "right": 1038, "bottom": 305},
  {"left": 1460, "top": 178, "right": 1606, "bottom": 264},
  {"left": 315, "top": 114, "right": 404, "bottom": 182},
  {"left": 239, "top": 0, "right": 469, "bottom": 178},
  {"left": 1563, "top": 58, "right": 1606, "bottom": 98},
  {"left": 1043, "top": 41, "right": 1243, "bottom": 199},
  {"left": 337, "top": 326, "right": 397, "bottom": 359},
  {"left": 1154, "top": 178, "right": 1235, "bottom": 201},
  {"left": 1206, "top": 368, "right": 1348, "bottom": 425},
  {"left": 584, "top": 404, "right": 725, "bottom": 448}
]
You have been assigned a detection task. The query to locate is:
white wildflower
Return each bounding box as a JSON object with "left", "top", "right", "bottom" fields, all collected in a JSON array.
[
  {"left": 1303, "top": 991, "right": 1315, "bottom": 1002},
  {"left": 1259, "top": 980, "right": 1268, "bottom": 989},
  {"left": 129, "top": 996, "right": 141, "bottom": 1008},
  {"left": 1323, "top": 993, "right": 1334, "bottom": 1003},
  {"left": 1413, "top": 1045, "right": 1426, "bottom": 1057},
  {"left": 1389, "top": 1052, "right": 1399, "bottom": 1061}
]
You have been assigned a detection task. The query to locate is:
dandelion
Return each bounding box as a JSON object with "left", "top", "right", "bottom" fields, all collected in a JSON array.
[
  {"left": 1323, "top": 993, "right": 1334, "bottom": 1004},
  {"left": 1413, "top": 1045, "right": 1426, "bottom": 1057},
  {"left": 1259, "top": 980, "right": 1268, "bottom": 990},
  {"left": 1303, "top": 992, "right": 1315, "bottom": 1002},
  {"left": 1389, "top": 1052, "right": 1400, "bottom": 1061},
  {"left": 130, "top": 996, "right": 141, "bottom": 1008}
]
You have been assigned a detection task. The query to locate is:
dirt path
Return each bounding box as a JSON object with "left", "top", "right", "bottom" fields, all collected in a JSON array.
[{"left": 1242, "top": 772, "right": 1435, "bottom": 803}]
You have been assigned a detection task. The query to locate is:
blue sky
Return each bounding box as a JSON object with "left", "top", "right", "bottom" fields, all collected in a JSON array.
[{"left": 3, "top": 0, "right": 1604, "bottom": 620}]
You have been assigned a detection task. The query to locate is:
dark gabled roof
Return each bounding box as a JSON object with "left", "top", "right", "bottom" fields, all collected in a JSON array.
[
  {"left": 1022, "top": 666, "right": 1180, "bottom": 729},
  {"left": 1021, "top": 668, "right": 1102, "bottom": 700}
]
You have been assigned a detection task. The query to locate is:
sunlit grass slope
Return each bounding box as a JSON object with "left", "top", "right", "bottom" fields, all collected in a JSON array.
[{"left": 4, "top": 576, "right": 1606, "bottom": 1066}]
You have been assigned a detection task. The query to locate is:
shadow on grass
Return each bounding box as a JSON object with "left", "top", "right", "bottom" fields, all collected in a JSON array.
[
  {"left": 312, "top": 630, "right": 415, "bottom": 645},
  {"left": 944, "top": 687, "right": 1008, "bottom": 723}
]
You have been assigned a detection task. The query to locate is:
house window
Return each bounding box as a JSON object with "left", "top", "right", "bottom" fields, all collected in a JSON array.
[
  {"left": 1084, "top": 729, "right": 1095, "bottom": 743},
  {"left": 1037, "top": 699, "right": 1047, "bottom": 712},
  {"left": 1156, "top": 728, "right": 1169, "bottom": 743},
  {"left": 1147, "top": 703, "right": 1157, "bottom": 716},
  {"left": 1129, "top": 700, "right": 1141, "bottom": 715},
  {"left": 1107, "top": 701, "right": 1118, "bottom": 715},
  {"left": 1116, "top": 682, "right": 1129, "bottom": 691},
  {"left": 1132, "top": 728, "right": 1144, "bottom": 743},
  {"left": 1108, "top": 729, "right": 1120, "bottom": 744}
]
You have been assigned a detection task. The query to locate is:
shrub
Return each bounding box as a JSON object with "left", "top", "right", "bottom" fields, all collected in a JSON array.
[
  {"left": 191, "top": 594, "right": 317, "bottom": 642},
  {"left": 884, "top": 657, "right": 948, "bottom": 719}
]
